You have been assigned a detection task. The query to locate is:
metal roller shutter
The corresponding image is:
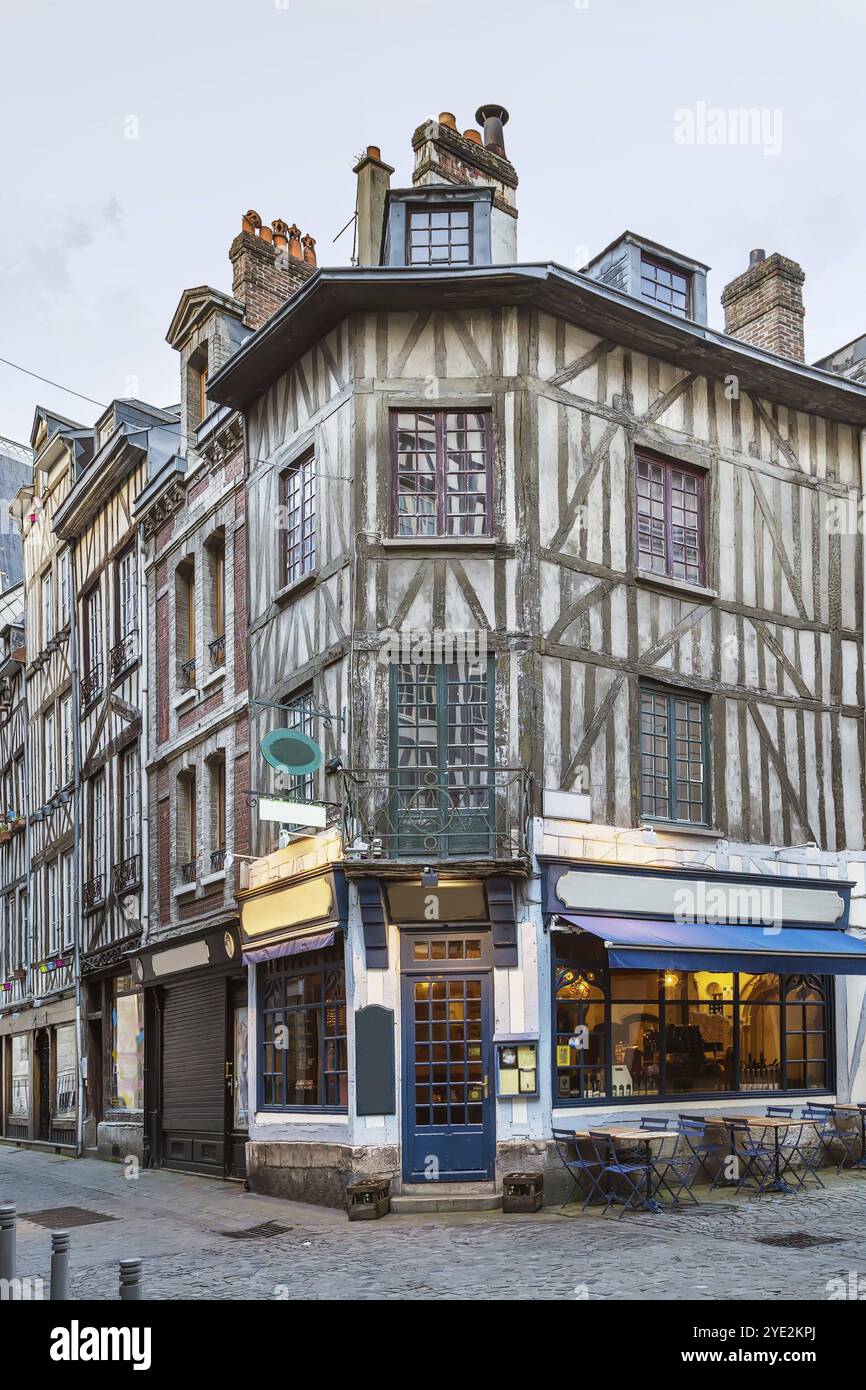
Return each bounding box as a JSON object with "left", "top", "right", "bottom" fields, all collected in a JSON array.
[{"left": 161, "top": 974, "right": 226, "bottom": 1174}]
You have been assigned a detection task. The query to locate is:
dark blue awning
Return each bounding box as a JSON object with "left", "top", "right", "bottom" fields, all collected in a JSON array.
[
  {"left": 242, "top": 928, "right": 335, "bottom": 966},
  {"left": 554, "top": 913, "right": 866, "bottom": 975}
]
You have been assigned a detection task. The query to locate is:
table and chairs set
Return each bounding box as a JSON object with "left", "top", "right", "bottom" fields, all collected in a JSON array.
[{"left": 553, "top": 1101, "right": 866, "bottom": 1219}]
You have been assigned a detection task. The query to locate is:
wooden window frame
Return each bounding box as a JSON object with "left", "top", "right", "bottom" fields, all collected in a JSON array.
[
  {"left": 390, "top": 409, "right": 494, "bottom": 539},
  {"left": 258, "top": 944, "right": 348, "bottom": 1112},
  {"left": 635, "top": 448, "right": 707, "bottom": 586},
  {"left": 115, "top": 546, "right": 138, "bottom": 642},
  {"left": 639, "top": 683, "right": 710, "bottom": 826},
  {"left": 639, "top": 253, "right": 692, "bottom": 318},
  {"left": 281, "top": 452, "right": 317, "bottom": 585},
  {"left": 405, "top": 203, "right": 473, "bottom": 267}
]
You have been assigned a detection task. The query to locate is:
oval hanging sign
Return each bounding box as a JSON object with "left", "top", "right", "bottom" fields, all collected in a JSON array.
[{"left": 260, "top": 728, "right": 323, "bottom": 776}]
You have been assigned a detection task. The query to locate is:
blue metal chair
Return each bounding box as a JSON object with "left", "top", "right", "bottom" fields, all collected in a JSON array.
[
  {"left": 677, "top": 1114, "right": 729, "bottom": 1186},
  {"left": 588, "top": 1132, "right": 660, "bottom": 1218},
  {"left": 652, "top": 1125, "right": 701, "bottom": 1205},
  {"left": 551, "top": 1128, "right": 607, "bottom": 1210},
  {"left": 721, "top": 1119, "right": 776, "bottom": 1197},
  {"left": 771, "top": 1119, "right": 825, "bottom": 1192},
  {"left": 801, "top": 1103, "right": 845, "bottom": 1174},
  {"left": 766, "top": 1105, "right": 794, "bottom": 1117},
  {"left": 639, "top": 1116, "right": 670, "bottom": 1130}
]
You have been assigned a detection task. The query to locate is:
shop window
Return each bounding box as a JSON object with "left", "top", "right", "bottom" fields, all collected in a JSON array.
[
  {"left": 551, "top": 935, "right": 831, "bottom": 1104},
  {"left": 11, "top": 1033, "right": 30, "bottom": 1117},
  {"left": 55, "top": 1023, "right": 76, "bottom": 1117},
  {"left": 111, "top": 975, "right": 143, "bottom": 1111},
  {"left": 259, "top": 945, "right": 347, "bottom": 1111}
]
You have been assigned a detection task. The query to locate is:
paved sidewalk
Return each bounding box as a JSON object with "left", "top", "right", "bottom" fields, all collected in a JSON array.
[{"left": 3, "top": 1145, "right": 866, "bottom": 1300}]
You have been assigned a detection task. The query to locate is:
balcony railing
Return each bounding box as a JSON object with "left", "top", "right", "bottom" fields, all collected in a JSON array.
[
  {"left": 80, "top": 663, "right": 103, "bottom": 709},
  {"left": 180, "top": 860, "right": 197, "bottom": 884},
  {"left": 113, "top": 853, "right": 141, "bottom": 895},
  {"left": 339, "top": 765, "right": 531, "bottom": 862},
  {"left": 209, "top": 633, "right": 226, "bottom": 669},
  {"left": 210, "top": 847, "right": 226, "bottom": 872},
  {"left": 82, "top": 873, "right": 104, "bottom": 911},
  {"left": 109, "top": 629, "right": 138, "bottom": 682},
  {"left": 179, "top": 658, "right": 197, "bottom": 691}
]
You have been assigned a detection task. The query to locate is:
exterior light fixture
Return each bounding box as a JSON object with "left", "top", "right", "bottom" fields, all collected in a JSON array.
[{"left": 421, "top": 866, "right": 438, "bottom": 888}]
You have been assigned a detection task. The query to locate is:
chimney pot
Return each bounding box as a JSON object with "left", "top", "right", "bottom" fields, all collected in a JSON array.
[
  {"left": 259, "top": 224, "right": 273, "bottom": 245},
  {"left": 749, "top": 248, "right": 766, "bottom": 267},
  {"left": 288, "top": 224, "right": 303, "bottom": 260},
  {"left": 272, "top": 219, "right": 289, "bottom": 249},
  {"left": 366, "top": 145, "right": 381, "bottom": 160},
  {"left": 463, "top": 128, "right": 482, "bottom": 145},
  {"left": 438, "top": 112, "right": 457, "bottom": 130},
  {"left": 302, "top": 234, "right": 317, "bottom": 267},
  {"left": 242, "top": 209, "right": 262, "bottom": 236},
  {"left": 475, "top": 103, "right": 509, "bottom": 158}
]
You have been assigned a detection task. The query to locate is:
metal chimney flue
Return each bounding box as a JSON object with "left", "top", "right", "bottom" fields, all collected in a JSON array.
[
  {"left": 749, "top": 248, "right": 767, "bottom": 267},
  {"left": 475, "top": 104, "right": 509, "bottom": 158}
]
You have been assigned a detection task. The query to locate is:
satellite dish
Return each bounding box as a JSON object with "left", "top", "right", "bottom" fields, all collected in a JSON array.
[{"left": 260, "top": 728, "right": 323, "bottom": 776}]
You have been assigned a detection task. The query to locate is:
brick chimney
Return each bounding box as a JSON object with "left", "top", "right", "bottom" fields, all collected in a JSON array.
[
  {"left": 354, "top": 146, "right": 394, "bottom": 266},
  {"left": 411, "top": 106, "right": 518, "bottom": 254},
  {"left": 229, "top": 210, "right": 317, "bottom": 330},
  {"left": 721, "top": 250, "right": 806, "bottom": 362}
]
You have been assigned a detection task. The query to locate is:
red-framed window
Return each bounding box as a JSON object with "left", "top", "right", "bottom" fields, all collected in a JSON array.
[
  {"left": 406, "top": 206, "right": 472, "bottom": 266},
  {"left": 392, "top": 409, "right": 492, "bottom": 538},
  {"left": 282, "top": 452, "right": 316, "bottom": 584},
  {"left": 636, "top": 451, "right": 705, "bottom": 585},
  {"left": 640, "top": 255, "right": 691, "bottom": 318}
]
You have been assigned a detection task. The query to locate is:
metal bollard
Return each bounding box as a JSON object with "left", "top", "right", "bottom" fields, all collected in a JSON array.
[
  {"left": 119, "top": 1258, "right": 143, "bottom": 1300},
  {"left": 50, "top": 1230, "right": 71, "bottom": 1301},
  {"left": 0, "top": 1204, "right": 15, "bottom": 1283}
]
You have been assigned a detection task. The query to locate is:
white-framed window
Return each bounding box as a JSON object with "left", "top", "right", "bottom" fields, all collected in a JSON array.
[
  {"left": 121, "top": 744, "right": 140, "bottom": 859},
  {"left": 90, "top": 773, "right": 106, "bottom": 884},
  {"left": 61, "top": 850, "right": 74, "bottom": 949},
  {"left": 46, "top": 858, "right": 59, "bottom": 957},
  {"left": 60, "top": 694, "right": 73, "bottom": 785},
  {"left": 44, "top": 708, "right": 56, "bottom": 798},
  {"left": 41, "top": 569, "right": 53, "bottom": 647},
  {"left": 118, "top": 549, "right": 137, "bottom": 639},
  {"left": 86, "top": 586, "right": 102, "bottom": 677},
  {"left": 58, "top": 550, "right": 71, "bottom": 629}
]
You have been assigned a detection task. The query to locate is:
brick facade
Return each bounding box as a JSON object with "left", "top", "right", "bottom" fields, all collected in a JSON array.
[{"left": 721, "top": 252, "right": 806, "bottom": 361}]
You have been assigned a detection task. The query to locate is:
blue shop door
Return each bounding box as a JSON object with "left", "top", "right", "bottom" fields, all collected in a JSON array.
[{"left": 403, "top": 967, "right": 493, "bottom": 1182}]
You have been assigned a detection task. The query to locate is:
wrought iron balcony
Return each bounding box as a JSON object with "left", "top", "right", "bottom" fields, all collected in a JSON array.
[
  {"left": 113, "top": 853, "right": 141, "bottom": 895},
  {"left": 209, "top": 633, "right": 226, "bottom": 669},
  {"left": 210, "top": 847, "right": 226, "bottom": 872},
  {"left": 80, "top": 663, "right": 103, "bottom": 709},
  {"left": 179, "top": 658, "right": 197, "bottom": 691},
  {"left": 180, "top": 859, "right": 197, "bottom": 884},
  {"left": 109, "top": 629, "right": 138, "bottom": 682},
  {"left": 339, "top": 765, "right": 531, "bottom": 862},
  {"left": 82, "top": 873, "right": 104, "bottom": 911}
]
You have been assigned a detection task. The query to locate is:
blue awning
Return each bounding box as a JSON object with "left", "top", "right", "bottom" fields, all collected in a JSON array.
[
  {"left": 555, "top": 913, "right": 866, "bottom": 975},
  {"left": 242, "top": 928, "right": 335, "bottom": 966}
]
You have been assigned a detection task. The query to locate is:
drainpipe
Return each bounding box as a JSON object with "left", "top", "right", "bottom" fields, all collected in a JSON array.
[
  {"left": 68, "top": 536, "right": 84, "bottom": 1157},
  {"left": 20, "top": 564, "right": 32, "bottom": 1132},
  {"left": 138, "top": 523, "right": 149, "bottom": 947}
]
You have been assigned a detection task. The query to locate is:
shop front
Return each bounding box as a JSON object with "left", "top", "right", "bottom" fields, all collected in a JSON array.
[
  {"left": 82, "top": 963, "right": 145, "bottom": 1161},
  {"left": 0, "top": 997, "right": 78, "bottom": 1148},
  {"left": 134, "top": 924, "right": 247, "bottom": 1178},
  {"left": 543, "top": 861, "right": 866, "bottom": 1119}
]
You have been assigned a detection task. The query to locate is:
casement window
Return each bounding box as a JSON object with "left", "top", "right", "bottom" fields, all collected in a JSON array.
[
  {"left": 41, "top": 570, "right": 53, "bottom": 647},
  {"left": 552, "top": 931, "right": 831, "bottom": 1102},
  {"left": 178, "top": 768, "right": 197, "bottom": 880},
  {"left": 392, "top": 410, "right": 492, "bottom": 538},
  {"left": 90, "top": 773, "right": 106, "bottom": 885},
  {"left": 86, "top": 587, "right": 102, "bottom": 677},
  {"left": 259, "top": 943, "right": 348, "bottom": 1110},
  {"left": 210, "top": 757, "right": 226, "bottom": 865},
  {"left": 61, "top": 850, "right": 74, "bottom": 949},
  {"left": 117, "top": 548, "right": 137, "bottom": 640},
  {"left": 636, "top": 450, "right": 705, "bottom": 585},
  {"left": 639, "top": 684, "right": 709, "bottom": 825},
  {"left": 282, "top": 684, "right": 316, "bottom": 802},
  {"left": 58, "top": 550, "right": 71, "bottom": 629},
  {"left": 60, "top": 694, "right": 73, "bottom": 785},
  {"left": 640, "top": 254, "right": 691, "bottom": 318},
  {"left": 46, "top": 858, "right": 59, "bottom": 957},
  {"left": 121, "top": 745, "right": 140, "bottom": 859},
  {"left": 43, "top": 708, "right": 57, "bottom": 798},
  {"left": 282, "top": 453, "right": 316, "bottom": 584},
  {"left": 206, "top": 534, "right": 226, "bottom": 669},
  {"left": 175, "top": 559, "right": 196, "bottom": 688},
  {"left": 189, "top": 344, "right": 209, "bottom": 429},
  {"left": 406, "top": 205, "right": 472, "bottom": 265}
]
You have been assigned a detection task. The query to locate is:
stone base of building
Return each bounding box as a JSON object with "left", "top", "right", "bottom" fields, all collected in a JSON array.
[
  {"left": 95, "top": 1120, "right": 144, "bottom": 1165},
  {"left": 246, "top": 1141, "right": 401, "bottom": 1207}
]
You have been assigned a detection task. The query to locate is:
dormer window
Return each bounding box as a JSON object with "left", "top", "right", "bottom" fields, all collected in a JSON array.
[
  {"left": 407, "top": 206, "right": 472, "bottom": 266},
  {"left": 639, "top": 255, "right": 691, "bottom": 318}
]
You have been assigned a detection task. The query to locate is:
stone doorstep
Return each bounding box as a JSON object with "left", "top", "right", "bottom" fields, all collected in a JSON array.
[{"left": 390, "top": 1179, "right": 502, "bottom": 1215}]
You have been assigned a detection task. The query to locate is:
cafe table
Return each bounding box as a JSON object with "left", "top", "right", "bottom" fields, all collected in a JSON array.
[
  {"left": 831, "top": 1104, "right": 866, "bottom": 1168},
  {"left": 589, "top": 1126, "right": 676, "bottom": 1214},
  {"left": 726, "top": 1115, "right": 820, "bottom": 1194}
]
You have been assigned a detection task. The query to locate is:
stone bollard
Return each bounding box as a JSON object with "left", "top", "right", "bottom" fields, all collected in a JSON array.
[
  {"left": 0, "top": 1204, "right": 15, "bottom": 1283},
  {"left": 119, "top": 1258, "right": 143, "bottom": 1300},
  {"left": 50, "top": 1230, "right": 71, "bottom": 1301}
]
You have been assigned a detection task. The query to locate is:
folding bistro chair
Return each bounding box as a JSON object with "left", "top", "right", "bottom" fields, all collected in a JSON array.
[
  {"left": 639, "top": 1117, "right": 670, "bottom": 1130},
  {"left": 800, "top": 1103, "right": 843, "bottom": 1177},
  {"left": 678, "top": 1115, "right": 730, "bottom": 1186},
  {"left": 652, "top": 1126, "right": 701, "bottom": 1206},
  {"left": 588, "top": 1132, "right": 658, "bottom": 1219},
  {"left": 551, "top": 1128, "right": 607, "bottom": 1211},
  {"left": 765, "top": 1105, "right": 795, "bottom": 1117},
  {"left": 721, "top": 1119, "right": 776, "bottom": 1198}
]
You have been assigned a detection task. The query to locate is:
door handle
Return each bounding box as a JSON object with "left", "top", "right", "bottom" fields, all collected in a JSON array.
[{"left": 482, "top": 1074, "right": 489, "bottom": 1099}]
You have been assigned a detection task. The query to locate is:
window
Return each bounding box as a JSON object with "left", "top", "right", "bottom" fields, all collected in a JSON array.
[
  {"left": 282, "top": 454, "right": 316, "bottom": 584},
  {"left": 259, "top": 944, "right": 347, "bottom": 1109},
  {"left": 188, "top": 343, "right": 209, "bottom": 429},
  {"left": 89, "top": 773, "right": 106, "bottom": 894},
  {"left": 121, "top": 745, "right": 140, "bottom": 860},
  {"left": 552, "top": 936, "right": 831, "bottom": 1103},
  {"left": 207, "top": 534, "right": 226, "bottom": 669},
  {"left": 61, "top": 851, "right": 74, "bottom": 949},
  {"left": 60, "top": 694, "right": 73, "bottom": 785},
  {"left": 209, "top": 757, "right": 226, "bottom": 867},
  {"left": 83, "top": 585, "right": 103, "bottom": 706},
  {"left": 640, "top": 254, "right": 691, "bottom": 318},
  {"left": 43, "top": 708, "right": 56, "bottom": 798},
  {"left": 46, "top": 858, "right": 59, "bottom": 957},
  {"left": 636, "top": 451, "right": 705, "bottom": 584},
  {"left": 111, "top": 975, "right": 143, "bottom": 1111},
  {"left": 393, "top": 410, "right": 492, "bottom": 538},
  {"left": 117, "top": 548, "right": 137, "bottom": 640},
  {"left": 407, "top": 205, "right": 472, "bottom": 265},
  {"left": 178, "top": 769, "right": 197, "bottom": 880},
  {"left": 41, "top": 570, "right": 53, "bottom": 647},
  {"left": 640, "top": 685, "right": 708, "bottom": 824},
  {"left": 175, "top": 560, "right": 196, "bottom": 687},
  {"left": 55, "top": 1023, "right": 76, "bottom": 1117},
  {"left": 282, "top": 684, "right": 316, "bottom": 802},
  {"left": 11, "top": 1033, "right": 30, "bottom": 1118},
  {"left": 58, "top": 550, "right": 71, "bottom": 629}
]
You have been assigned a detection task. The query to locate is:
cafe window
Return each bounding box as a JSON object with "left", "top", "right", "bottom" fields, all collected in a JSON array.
[
  {"left": 552, "top": 934, "right": 831, "bottom": 1103},
  {"left": 258, "top": 944, "right": 347, "bottom": 1111},
  {"left": 111, "top": 975, "right": 143, "bottom": 1111}
]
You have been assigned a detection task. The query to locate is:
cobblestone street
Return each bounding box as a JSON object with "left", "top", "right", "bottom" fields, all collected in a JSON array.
[{"left": 3, "top": 1147, "right": 866, "bottom": 1301}]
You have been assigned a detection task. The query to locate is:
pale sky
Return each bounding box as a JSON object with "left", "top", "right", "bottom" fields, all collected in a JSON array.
[{"left": 1, "top": 0, "right": 864, "bottom": 444}]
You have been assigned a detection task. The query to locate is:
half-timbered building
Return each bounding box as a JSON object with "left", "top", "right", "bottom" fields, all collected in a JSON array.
[
  {"left": 53, "top": 399, "right": 179, "bottom": 1161},
  {"left": 0, "top": 584, "right": 30, "bottom": 1139}
]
